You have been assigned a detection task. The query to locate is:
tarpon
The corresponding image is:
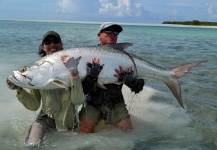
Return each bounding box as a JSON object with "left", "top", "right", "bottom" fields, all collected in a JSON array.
[{"left": 7, "top": 43, "right": 207, "bottom": 108}]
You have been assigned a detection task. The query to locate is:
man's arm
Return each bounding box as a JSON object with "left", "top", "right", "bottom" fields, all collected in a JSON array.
[{"left": 82, "top": 57, "right": 104, "bottom": 94}]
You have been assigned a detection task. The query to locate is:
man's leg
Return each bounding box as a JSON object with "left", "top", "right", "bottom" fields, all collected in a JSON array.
[
  {"left": 113, "top": 103, "right": 133, "bottom": 131},
  {"left": 79, "top": 105, "right": 100, "bottom": 134},
  {"left": 116, "top": 118, "right": 133, "bottom": 131},
  {"left": 79, "top": 117, "right": 96, "bottom": 133}
]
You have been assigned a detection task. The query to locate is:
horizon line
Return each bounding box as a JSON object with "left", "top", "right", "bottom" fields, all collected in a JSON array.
[{"left": 1, "top": 19, "right": 217, "bottom": 29}]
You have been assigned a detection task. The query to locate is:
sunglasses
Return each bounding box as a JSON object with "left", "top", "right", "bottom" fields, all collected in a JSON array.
[
  {"left": 43, "top": 39, "right": 60, "bottom": 45},
  {"left": 101, "top": 30, "right": 119, "bottom": 35}
]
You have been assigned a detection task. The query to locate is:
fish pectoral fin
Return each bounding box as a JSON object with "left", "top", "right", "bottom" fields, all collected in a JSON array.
[
  {"left": 52, "top": 80, "right": 68, "bottom": 89},
  {"left": 97, "top": 82, "right": 107, "bottom": 89}
]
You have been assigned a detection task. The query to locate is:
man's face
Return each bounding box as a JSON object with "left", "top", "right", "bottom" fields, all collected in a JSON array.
[{"left": 98, "top": 27, "right": 119, "bottom": 46}]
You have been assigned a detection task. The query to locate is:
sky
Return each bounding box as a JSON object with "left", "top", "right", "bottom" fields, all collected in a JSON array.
[{"left": 0, "top": 0, "right": 217, "bottom": 23}]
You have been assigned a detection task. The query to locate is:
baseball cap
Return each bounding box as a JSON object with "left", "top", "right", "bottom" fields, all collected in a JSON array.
[
  {"left": 99, "top": 22, "right": 123, "bottom": 33},
  {"left": 42, "top": 31, "right": 61, "bottom": 42}
]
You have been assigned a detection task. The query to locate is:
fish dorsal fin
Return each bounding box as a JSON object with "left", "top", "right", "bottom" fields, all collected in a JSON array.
[
  {"left": 105, "top": 42, "right": 139, "bottom": 77},
  {"left": 105, "top": 42, "right": 133, "bottom": 50}
]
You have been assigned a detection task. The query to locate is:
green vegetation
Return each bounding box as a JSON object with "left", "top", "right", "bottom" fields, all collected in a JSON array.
[{"left": 162, "top": 20, "right": 217, "bottom": 26}]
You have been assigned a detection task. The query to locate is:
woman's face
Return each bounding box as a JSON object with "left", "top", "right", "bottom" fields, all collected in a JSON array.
[{"left": 42, "top": 35, "right": 63, "bottom": 55}]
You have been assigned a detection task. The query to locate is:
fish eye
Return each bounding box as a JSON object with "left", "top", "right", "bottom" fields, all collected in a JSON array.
[{"left": 19, "top": 67, "right": 27, "bottom": 73}]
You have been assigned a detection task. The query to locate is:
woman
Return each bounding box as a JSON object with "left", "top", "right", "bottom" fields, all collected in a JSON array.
[{"left": 6, "top": 31, "right": 101, "bottom": 146}]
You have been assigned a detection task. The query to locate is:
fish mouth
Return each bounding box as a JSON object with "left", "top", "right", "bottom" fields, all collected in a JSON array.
[{"left": 12, "top": 71, "right": 34, "bottom": 86}]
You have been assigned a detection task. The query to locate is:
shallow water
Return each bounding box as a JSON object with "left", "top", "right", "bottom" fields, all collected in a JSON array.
[{"left": 0, "top": 20, "right": 217, "bottom": 149}]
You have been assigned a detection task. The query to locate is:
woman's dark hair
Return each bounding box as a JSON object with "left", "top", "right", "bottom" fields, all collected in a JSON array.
[{"left": 38, "top": 44, "right": 46, "bottom": 57}]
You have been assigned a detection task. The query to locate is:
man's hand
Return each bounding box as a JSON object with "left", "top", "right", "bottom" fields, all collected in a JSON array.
[
  {"left": 87, "top": 57, "right": 104, "bottom": 81},
  {"left": 61, "top": 55, "right": 81, "bottom": 77},
  {"left": 114, "top": 66, "right": 136, "bottom": 87}
]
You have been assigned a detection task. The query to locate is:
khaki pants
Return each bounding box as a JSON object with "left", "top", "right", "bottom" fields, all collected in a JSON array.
[{"left": 79, "top": 103, "right": 130, "bottom": 125}]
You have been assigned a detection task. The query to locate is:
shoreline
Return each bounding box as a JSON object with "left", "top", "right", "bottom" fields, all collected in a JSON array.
[
  {"left": 1, "top": 19, "right": 217, "bottom": 29},
  {"left": 162, "top": 20, "right": 217, "bottom": 27}
]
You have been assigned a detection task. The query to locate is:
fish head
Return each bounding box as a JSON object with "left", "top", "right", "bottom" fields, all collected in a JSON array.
[{"left": 8, "top": 60, "right": 54, "bottom": 89}]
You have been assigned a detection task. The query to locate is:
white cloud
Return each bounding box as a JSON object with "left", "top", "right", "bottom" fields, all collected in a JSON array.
[
  {"left": 53, "top": 0, "right": 217, "bottom": 23},
  {"left": 57, "top": 0, "right": 97, "bottom": 14},
  {"left": 99, "top": 0, "right": 145, "bottom": 17},
  {"left": 206, "top": 3, "right": 217, "bottom": 18},
  {"left": 57, "top": 0, "right": 74, "bottom": 12},
  {"left": 55, "top": 0, "right": 154, "bottom": 22},
  {"left": 57, "top": 0, "right": 98, "bottom": 13}
]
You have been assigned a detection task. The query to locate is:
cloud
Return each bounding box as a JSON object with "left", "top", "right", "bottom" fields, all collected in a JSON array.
[
  {"left": 57, "top": 0, "right": 77, "bottom": 13},
  {"left": 57, "top": 0, "right": 99, "bottom": 14},
  {"left": 99, "top": 0, "right": 145, "bottom": 17},
  {"left": 54, "top": 0, "right": 217, "bottom": 23},
  {"left": 57, "top": 0, "right": 146, "bottom": 18},
  {"left": 55, "top": 0, "right": 155, "bottom": 22},
  {"left": 206, "top": 3, "right": 217, "bottom": 18}
]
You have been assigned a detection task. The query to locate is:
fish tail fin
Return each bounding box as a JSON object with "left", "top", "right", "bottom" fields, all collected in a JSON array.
[
  {"left": 165, "top": 79, "right": 184, "bottom": 108},
  {"left": 169, "top": 60, "right": 208, "bottom": 78},
  {"left": 165, "top": 60, "right": 208, "bottom": 109}
]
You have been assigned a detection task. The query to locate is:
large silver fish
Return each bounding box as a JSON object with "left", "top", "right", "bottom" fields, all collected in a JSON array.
[{"left": 7, "top": 43, "right": 207, "bottom": 108}]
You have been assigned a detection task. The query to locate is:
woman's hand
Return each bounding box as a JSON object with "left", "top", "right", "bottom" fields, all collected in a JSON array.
[
  {"left": 61, "top": 55, "right": 81, "bottom": 78},
  {"left": 6, "top": 79, "right": 22, "bottom": 91}
]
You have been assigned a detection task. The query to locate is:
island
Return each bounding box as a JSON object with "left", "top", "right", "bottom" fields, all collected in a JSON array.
[{"left": 162, "top": 20, "right": 217, "bottom": 26}]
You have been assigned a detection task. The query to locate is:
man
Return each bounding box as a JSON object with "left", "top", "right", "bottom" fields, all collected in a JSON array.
[{"left": 79, "top": 22, "right": 145, "bottom": 133}]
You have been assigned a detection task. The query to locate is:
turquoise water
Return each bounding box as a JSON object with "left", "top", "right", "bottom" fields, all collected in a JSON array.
[{"left": 0, "top": 20, "right": 217, "bottom": 149}]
